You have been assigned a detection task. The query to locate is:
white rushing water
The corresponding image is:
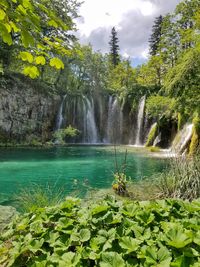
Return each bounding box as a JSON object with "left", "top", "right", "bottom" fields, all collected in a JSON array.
[
  {"left": 106, "top": 96, "right": 123, "bottom": 143},
  {"left": 135, "top": 95, "right": 146, "bottom": 145},
  {"left": 56, "top": 94, "right": 67, "bottom": 130},
  {"left": 85, "top": 97, "right": 98, "bottom": 143},
  {"left": 171, "top": 124, "right": 193, "bottom": 154}
]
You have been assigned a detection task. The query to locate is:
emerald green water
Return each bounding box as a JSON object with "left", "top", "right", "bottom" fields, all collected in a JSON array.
[{"left": 0, "top": 146, "right": 167, "bottom": 203}]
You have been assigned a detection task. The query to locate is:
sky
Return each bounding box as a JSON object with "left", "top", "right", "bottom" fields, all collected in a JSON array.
[{"left": 76, "top": 0, "right": 182, "bottom": 66}]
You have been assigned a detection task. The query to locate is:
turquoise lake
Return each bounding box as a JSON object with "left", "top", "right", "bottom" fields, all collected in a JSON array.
[{"left": 0, "top": 146, "right": 167, "bottom": 203}]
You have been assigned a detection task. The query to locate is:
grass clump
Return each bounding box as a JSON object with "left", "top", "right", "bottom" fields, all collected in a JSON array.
[
  {"left": 156, "top": 155, "right": 200, "bottom": 201},
  {"left": 15, "top": 184, "right": 65, "bottom": 212}
]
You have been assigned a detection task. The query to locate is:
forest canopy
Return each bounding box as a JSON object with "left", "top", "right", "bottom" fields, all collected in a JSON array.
[{"left": 0, "top": 0, "right": 200, "bottom": 123}]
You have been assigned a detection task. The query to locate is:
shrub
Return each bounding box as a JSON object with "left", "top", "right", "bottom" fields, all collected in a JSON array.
[
  {"left": 1, "top": 197, "right": 200, "bottom": 266},
  {"left": 53, "top": 125, "right": 79, "bottom": 144},
  {"left": 146, "top": 95, "right": 176, "bottom": 120}
]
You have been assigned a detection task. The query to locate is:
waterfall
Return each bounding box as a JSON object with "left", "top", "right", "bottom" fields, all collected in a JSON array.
[
  {"left": 171, "top": 124, "right": 193, "bottom": 154},
  {"left": 55, "top": 94, "right": 67, "bottom": 130},
  {"left": 135, "top": 95, "right": 146, "bottom": 145},
  {"left": 106, "top": 96, "right": 123, "bottom": 143},
  {"left": 153, "top": 133, "right": 162, "bottom": 147},
  {"left": 84, "top": 97, "right": 98, "bottom": 143}
]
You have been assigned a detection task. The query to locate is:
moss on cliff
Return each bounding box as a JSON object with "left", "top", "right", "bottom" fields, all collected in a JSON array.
[
  {"left": 189, "top": 114, "right": 200, "bottom": 155},
  {"left": 145, "top": 123, "right": 158, "bottom": 147}
]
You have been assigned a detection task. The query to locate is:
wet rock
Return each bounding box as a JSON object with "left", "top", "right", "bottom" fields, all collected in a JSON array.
[{"left": 0, "top": 205, "right": 18, "bottom": 232}]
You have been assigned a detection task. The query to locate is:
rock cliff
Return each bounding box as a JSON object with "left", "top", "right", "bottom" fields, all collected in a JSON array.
[{"left": 0, "top": 74, "right": 60, "bottom": 143}]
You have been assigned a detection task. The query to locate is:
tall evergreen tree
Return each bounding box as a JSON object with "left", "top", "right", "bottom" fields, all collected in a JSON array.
[
  {"left": 109, "top": 27, "right": 120, "bottom": 66},
  {"left": 149, "top": 15, "right": 163, "bottom": 56}
]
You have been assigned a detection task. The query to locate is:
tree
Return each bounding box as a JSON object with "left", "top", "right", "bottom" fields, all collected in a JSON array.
[
  {"left": 0, "top": 0, "right": 80, "bottom": 78},
  {"left": 109, "top": 27, "right": 120, "bottom": 67},
  {"left": 149, "top": 15, "right": 163, "bottom": 56}
]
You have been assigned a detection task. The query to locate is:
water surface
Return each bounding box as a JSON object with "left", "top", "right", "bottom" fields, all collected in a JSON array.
[{"left": 0, "top": 146, "right": 167, "bottom": 202}]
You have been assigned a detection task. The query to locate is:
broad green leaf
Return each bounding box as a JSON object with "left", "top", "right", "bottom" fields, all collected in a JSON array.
[
  {"left": 122, "top": 203, "right": 138, "bottom": 217},
  {"left": 10, "top": 21, "right": 20, "bottom": 32},
  {"left": 49, "top": 57, "right": 64, "bottom": 70},
  {"left": 21, "top": 30, "right": 34, "bottom": 48},
  {"left": 48, "top": 20, "right": 58, "bottom": 28},
  {"left": 0, "top": 9, "right": 6, "bottom": 20},
  {"left": 119, "top": 237, "right": 141, "bottom": 253},
  {"left": 193, "top": 231, "right": 200, "bottom": 246},
  {"left": 79, "top": 229, "right": 91, "bottom": 242},
  {"left": 165, "top": 227, "right": 192, "bottom": 248},
  {"left": 19, "top": 51, "right": 34, "bottom": 63},
  {"left": 22, "top": 0, "right": 33, "bottom": 10},
  {"left": 23, "top": 66, "right": 40, "bottom": 79},
  {"left": 0, "top": 23, "right": 12, "bottom": 45},
  {"left": 100, "top": 252, "right": 125, "bottom": 267},
  {"left": 61, "top": 252, "right": 75, "bottom": 264},
  {"left": 35, "top": 56, "right": 46, "bottom": 65}
]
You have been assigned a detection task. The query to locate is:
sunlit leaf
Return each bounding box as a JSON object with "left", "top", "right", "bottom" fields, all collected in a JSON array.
[
  {"left": 49, "top": 57, "right": 64, "bottom": 70},
  {"left": 23, "top": 66, "right": 40, "bottom": 79}
]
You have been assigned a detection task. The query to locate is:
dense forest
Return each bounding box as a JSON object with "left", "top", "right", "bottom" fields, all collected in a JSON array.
[{"left": 0, "top": 0, "right": 200, "bottom": 153}]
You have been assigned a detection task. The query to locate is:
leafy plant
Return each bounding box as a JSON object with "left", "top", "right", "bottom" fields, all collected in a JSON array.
[
  {"left": 112, "top": 147, "right": 129, "bottom": 196},
  {"left": 1, "top": 197, "right": 200, "bottom": 266},
  {"left": 53, "top": 125, "right": 79, "bottom": 144}
]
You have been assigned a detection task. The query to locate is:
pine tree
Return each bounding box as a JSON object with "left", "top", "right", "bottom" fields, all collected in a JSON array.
[
  {"left": 149, "top": 15, "right": 163, "bottom": 56},
  {"left": 109, "top": 27, "right": 120, "bottom": 66}
]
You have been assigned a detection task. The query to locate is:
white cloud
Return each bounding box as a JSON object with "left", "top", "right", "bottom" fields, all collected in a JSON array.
[
  {"left": 76, "top": 0, "right": 182, "bottom": 63},
  {"left": 77, "top": 0, "right": 155, "bottom": 36}
]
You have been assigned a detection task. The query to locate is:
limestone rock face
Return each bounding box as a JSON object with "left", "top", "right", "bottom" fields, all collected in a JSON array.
[
  {"left": 0, "top": 74, "right": 60, "bottom": 142},
  {"left": 0, "top": 205, "right": 18, "bottom": 232}
]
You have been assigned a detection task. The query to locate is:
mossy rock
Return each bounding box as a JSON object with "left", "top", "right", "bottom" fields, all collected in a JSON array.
[
  {"left": 145, "top": 123, "right": 158, "bottom": 147},
  {"left": 189, "top": 114, "right": 200, "bottom": 155},
  {"left": 0, "top": 205, "right": 18, "bottom": 233},
  {"left": 148, "top": 146, "right": 160, "bottom": 152}
]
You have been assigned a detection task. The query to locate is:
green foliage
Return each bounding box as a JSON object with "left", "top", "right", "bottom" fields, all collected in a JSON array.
[
  {"left": 146, "top": 95, "right": 176, "bottom": 120},
  {"left": 149, "top": 15, "right": 163, "bottom": 56},
  {"left": 109, "top": 27, "right": 120, "bottom": 67},
  {"left": 1, "top": 197, "right": 200, "bottom": 266},
  {"left": 107, "top": 60, "right": 137, "bottom": 94},
  {"left": 0, "top": 0, "right": 80, "bottom": 77},
  {"left": 145, "top": 123, "right": 158, "bottom": 147},
  {"left": 53, "top": 125, "right": 79, "bottom": 144},
  {"left": 156, "top": 155, "right": 200, "bottom": 200},
  {"left": 112, "top": 172, "right": 129, "bottom": 196},
  {"left": 50, "top": 58, "right": 64, "bottom": 70}
]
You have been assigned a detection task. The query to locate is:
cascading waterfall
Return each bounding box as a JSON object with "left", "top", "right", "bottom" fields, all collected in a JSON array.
[
  {"left": 135, "top": 95, "right": 146, "bottom": 145},
  {"left": 54, "top": 94, "right": 149, "bottom": 145},
  {"left": 55, "top": 94, "right": 67, "bottom": 130},
  {"left": 106, "top": 96, "right": 123, "bottom": 143},
  {"left": 84, "top": 97, "right": 98, "bottom": 143},
  {"left": 171, "top": 124, "right": 193, "bottom": 154}
]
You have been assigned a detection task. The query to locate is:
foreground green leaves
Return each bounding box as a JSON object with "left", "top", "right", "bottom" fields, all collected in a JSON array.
[{"left": 0, "top": 197, "right": 200, "bottom": 266}]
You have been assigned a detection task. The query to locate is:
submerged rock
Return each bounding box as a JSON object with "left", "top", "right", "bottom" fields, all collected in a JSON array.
[{"left": 0, "top": 205, "right": 18, "bottom": 232}]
